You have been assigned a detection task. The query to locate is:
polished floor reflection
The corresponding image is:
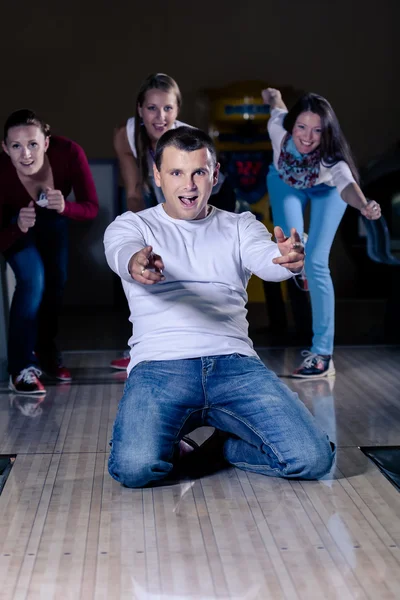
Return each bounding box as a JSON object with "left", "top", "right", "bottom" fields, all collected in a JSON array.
[{"left": 1, "top": 347, "right": 400, "bottom": 599}]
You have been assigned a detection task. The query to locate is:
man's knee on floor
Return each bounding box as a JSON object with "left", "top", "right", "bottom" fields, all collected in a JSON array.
[
  {"left": 289, "top": 435, "right": 335, "bottom": 480},
  {"left": 108, "top": 448, "right": 172, "bottom": 488}
]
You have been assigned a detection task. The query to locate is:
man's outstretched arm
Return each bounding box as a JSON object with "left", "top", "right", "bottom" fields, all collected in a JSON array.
[{"left": 238, "top": 212, "right": 304, "bottom": 281}]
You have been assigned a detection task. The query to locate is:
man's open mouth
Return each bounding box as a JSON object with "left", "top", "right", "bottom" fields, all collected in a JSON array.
[{"left": 179, "top": 196, "right": 198, "bottom": 206}]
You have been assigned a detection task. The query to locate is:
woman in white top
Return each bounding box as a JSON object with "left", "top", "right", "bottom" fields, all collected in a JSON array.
[
  {"left": 112, "top": 73, "right": 235, "bottom": 370},
  {"left": 262, "top": 88, "right": 381, "bottom": 378},
  {"left": 114, "top": 73, "right": 235, "bottom": 212}
]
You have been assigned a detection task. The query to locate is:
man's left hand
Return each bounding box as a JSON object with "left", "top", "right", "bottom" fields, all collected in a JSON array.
[{"left": 272, "top": 226, "right": 305, "bottom": 273}]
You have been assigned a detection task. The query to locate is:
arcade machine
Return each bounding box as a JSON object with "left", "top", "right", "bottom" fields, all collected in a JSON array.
[{"left": 205, "top": 81, "right": 309, "bottom": 338}]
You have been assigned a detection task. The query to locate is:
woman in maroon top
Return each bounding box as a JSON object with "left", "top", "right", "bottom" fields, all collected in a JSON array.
[{"left": 0, "top": 109, "right": 99, "bottom": 394}]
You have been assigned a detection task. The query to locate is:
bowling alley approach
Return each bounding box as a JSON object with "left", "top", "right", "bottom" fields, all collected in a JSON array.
[{"left": 1, "top": 3, "right": 400, "bottom": 598}]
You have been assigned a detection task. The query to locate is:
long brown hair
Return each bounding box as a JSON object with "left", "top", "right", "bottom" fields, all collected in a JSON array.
[{"left": 134, "top": 73, "right": 182, "bottom": 192}]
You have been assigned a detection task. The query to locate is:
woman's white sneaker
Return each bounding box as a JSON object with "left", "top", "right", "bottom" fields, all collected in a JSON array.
[{"left": 292, "top": 351, "right": 335, "bottom": 379}]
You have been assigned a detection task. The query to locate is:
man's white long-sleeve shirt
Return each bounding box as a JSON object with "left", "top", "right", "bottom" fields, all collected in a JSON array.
[{"left": 104, "top": 204, "right": 293, "bottom": 373}]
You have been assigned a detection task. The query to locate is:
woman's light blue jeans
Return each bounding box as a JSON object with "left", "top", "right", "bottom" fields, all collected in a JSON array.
[
  {"left": 108, "top": 354, "right": 335, "bottom": 488},
  {"left": 267, "top": 165, "right": 347, "bottom": 355}
]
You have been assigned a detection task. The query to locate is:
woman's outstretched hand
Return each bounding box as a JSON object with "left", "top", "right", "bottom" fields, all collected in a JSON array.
[{"left": 361, "top": 199, "right": 381, "bottom": 220}]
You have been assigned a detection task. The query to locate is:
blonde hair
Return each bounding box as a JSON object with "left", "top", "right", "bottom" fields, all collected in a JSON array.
[{"left": 134, "top": 73, "right": 182, "bottom": 193}]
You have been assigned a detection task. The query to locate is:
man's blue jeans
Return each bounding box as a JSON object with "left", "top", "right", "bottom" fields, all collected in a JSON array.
[
  {"left": 108, "top": 354, "right": 335, "bottom": 487},
  {"left": 4, "top": 210, "right": 68, "bottom": 376}
]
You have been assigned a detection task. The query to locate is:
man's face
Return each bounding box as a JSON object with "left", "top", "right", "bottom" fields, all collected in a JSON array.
[{"left": 154, "top": 146, "right": 219, "bottom": 220}]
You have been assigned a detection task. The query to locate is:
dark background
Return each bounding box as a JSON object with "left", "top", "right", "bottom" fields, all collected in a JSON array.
[{"left": 1, "top": 0, "right": 398, "bottom": 163}]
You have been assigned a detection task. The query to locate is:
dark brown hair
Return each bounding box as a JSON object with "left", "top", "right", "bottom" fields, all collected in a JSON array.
[
  {"left": 155, "top": 126, "right": 217, "bottom": 171},
  {"left": 283, "top": 93, "right": 359, "bottom": 183},
  {"left": 3, "top": 109, "right": 50, "bottom": 141}
]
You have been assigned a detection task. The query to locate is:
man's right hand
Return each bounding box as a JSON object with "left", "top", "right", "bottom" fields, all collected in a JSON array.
[
  {"left": 17, "top": 201, "right": 36, "bottom": 233},
  {"left": 128, "top": 245, "right": 165, "bottom": 285}
]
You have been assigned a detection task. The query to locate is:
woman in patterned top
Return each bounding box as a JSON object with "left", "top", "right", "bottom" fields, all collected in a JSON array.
[{"left": 262, "top": 88, "right": 381, "bottom": 378}]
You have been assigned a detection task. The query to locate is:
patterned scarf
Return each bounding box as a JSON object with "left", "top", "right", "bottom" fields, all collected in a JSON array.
[{"left": 277, "top": 134, "right": 321, "bottom": 189}]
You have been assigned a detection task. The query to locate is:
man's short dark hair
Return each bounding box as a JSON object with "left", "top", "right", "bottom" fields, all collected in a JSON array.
[{"left": 154, "top": 126, "right": 217, "bottom": 171}]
